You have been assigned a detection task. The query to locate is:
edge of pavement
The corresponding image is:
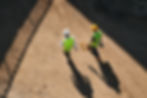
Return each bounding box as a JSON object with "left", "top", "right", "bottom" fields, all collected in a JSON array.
[{"left": 0, "top": 0, "right": 52, "bottom": 97}]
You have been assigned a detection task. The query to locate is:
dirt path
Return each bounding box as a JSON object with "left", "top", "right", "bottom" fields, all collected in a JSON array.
[{"left": 7, "top": 0, "right": 147, "bottom": 98}]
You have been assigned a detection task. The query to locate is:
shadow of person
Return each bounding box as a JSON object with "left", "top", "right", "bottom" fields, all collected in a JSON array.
[
  {"left": 89, "top": 62, "right": 120, "bottom": 93},
  {"left": 64, "top": 53, "right": 93, "bottom": 98},
  {"left": 88, "top": 48, "right": 121, "bottom": 93},
  {"left": 100, "top": 62, "right": 120, "bottom": 93}
]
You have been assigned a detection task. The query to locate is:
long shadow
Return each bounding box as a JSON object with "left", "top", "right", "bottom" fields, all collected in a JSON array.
[
  {"left": 0, "top": 0, "right": 37, "bottom": 65},
  {"left": 65, "top": 55, "right": 93, "bottom": 98},
  {"left": 68, "top": 0, "right": 147, "bottom": 70},
  {"left": 88, "top": 46, "right": 120, "bottom": 93},
  {"left": 0, "top": 0, "right": 53, "bottom": 97},
  {"left": 89, "top": 62, "right": 120, "bottom": 93},
  {"left": 99, "top": 62, "right": 120, "bottom": 93}
]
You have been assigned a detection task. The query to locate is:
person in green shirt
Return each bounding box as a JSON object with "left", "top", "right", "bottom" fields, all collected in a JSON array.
[
  {"left": 61, "top": 29, "right": 77, "bottom": 58},
  {"left": 88, "top": 24, "right": 103, "bottom": 63}
]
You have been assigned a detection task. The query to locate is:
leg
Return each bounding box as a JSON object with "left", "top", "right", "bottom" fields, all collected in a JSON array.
[
  {"left": 64, "top": 52, "right": 71, "bottom": 60},
  {"left": 89, "top": 47, "right": 102, "bottom": 63}
]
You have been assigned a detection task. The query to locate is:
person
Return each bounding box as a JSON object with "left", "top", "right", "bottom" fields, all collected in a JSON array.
[
  {"left": 61, "top": 28, "right": 77, "bottom": 58},
  {"left": 88, "top": 24, "right": 103, "bottom": 62}
]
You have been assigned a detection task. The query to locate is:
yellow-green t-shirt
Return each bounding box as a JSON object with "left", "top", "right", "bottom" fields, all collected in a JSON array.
[
  {"left": 63, "top": 37, "right": 75, "bottom": 52},
  {"left": 90, "top": 30, "right": 102, "bottom": 48}
]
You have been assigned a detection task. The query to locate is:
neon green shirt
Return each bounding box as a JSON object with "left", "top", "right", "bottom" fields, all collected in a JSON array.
[
  {"left": 90, "top": 30, "right": 102, "bottom": 48},
  {"left": 63, "top": 37, "right": 75, "bottom": 52}
]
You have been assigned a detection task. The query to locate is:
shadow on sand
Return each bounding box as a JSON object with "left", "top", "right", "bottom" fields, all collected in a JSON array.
[
  {"left": 65, "top": 54, "right": 93, "bottom": 98},
  {"left": 89, "top": 45, "right": 121, "bottom": 93},
  {"left": 88, "top": 47, "right": 121, "bottom": 93},
  {"left": 89, "top": 62, "right": 120, "bottom": 93}
]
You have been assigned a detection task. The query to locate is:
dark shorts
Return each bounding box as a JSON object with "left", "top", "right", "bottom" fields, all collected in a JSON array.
[
  {"left": 64, "top": 52, "right": 70, "bottom": 58},
  {"left": 89, "top": 47, "right": 99, "bottom": 58}
]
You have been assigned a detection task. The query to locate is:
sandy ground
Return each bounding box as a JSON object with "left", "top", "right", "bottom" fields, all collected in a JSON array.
[{"left": 7, "top": 0, "right": 147, "bottom": 98}]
